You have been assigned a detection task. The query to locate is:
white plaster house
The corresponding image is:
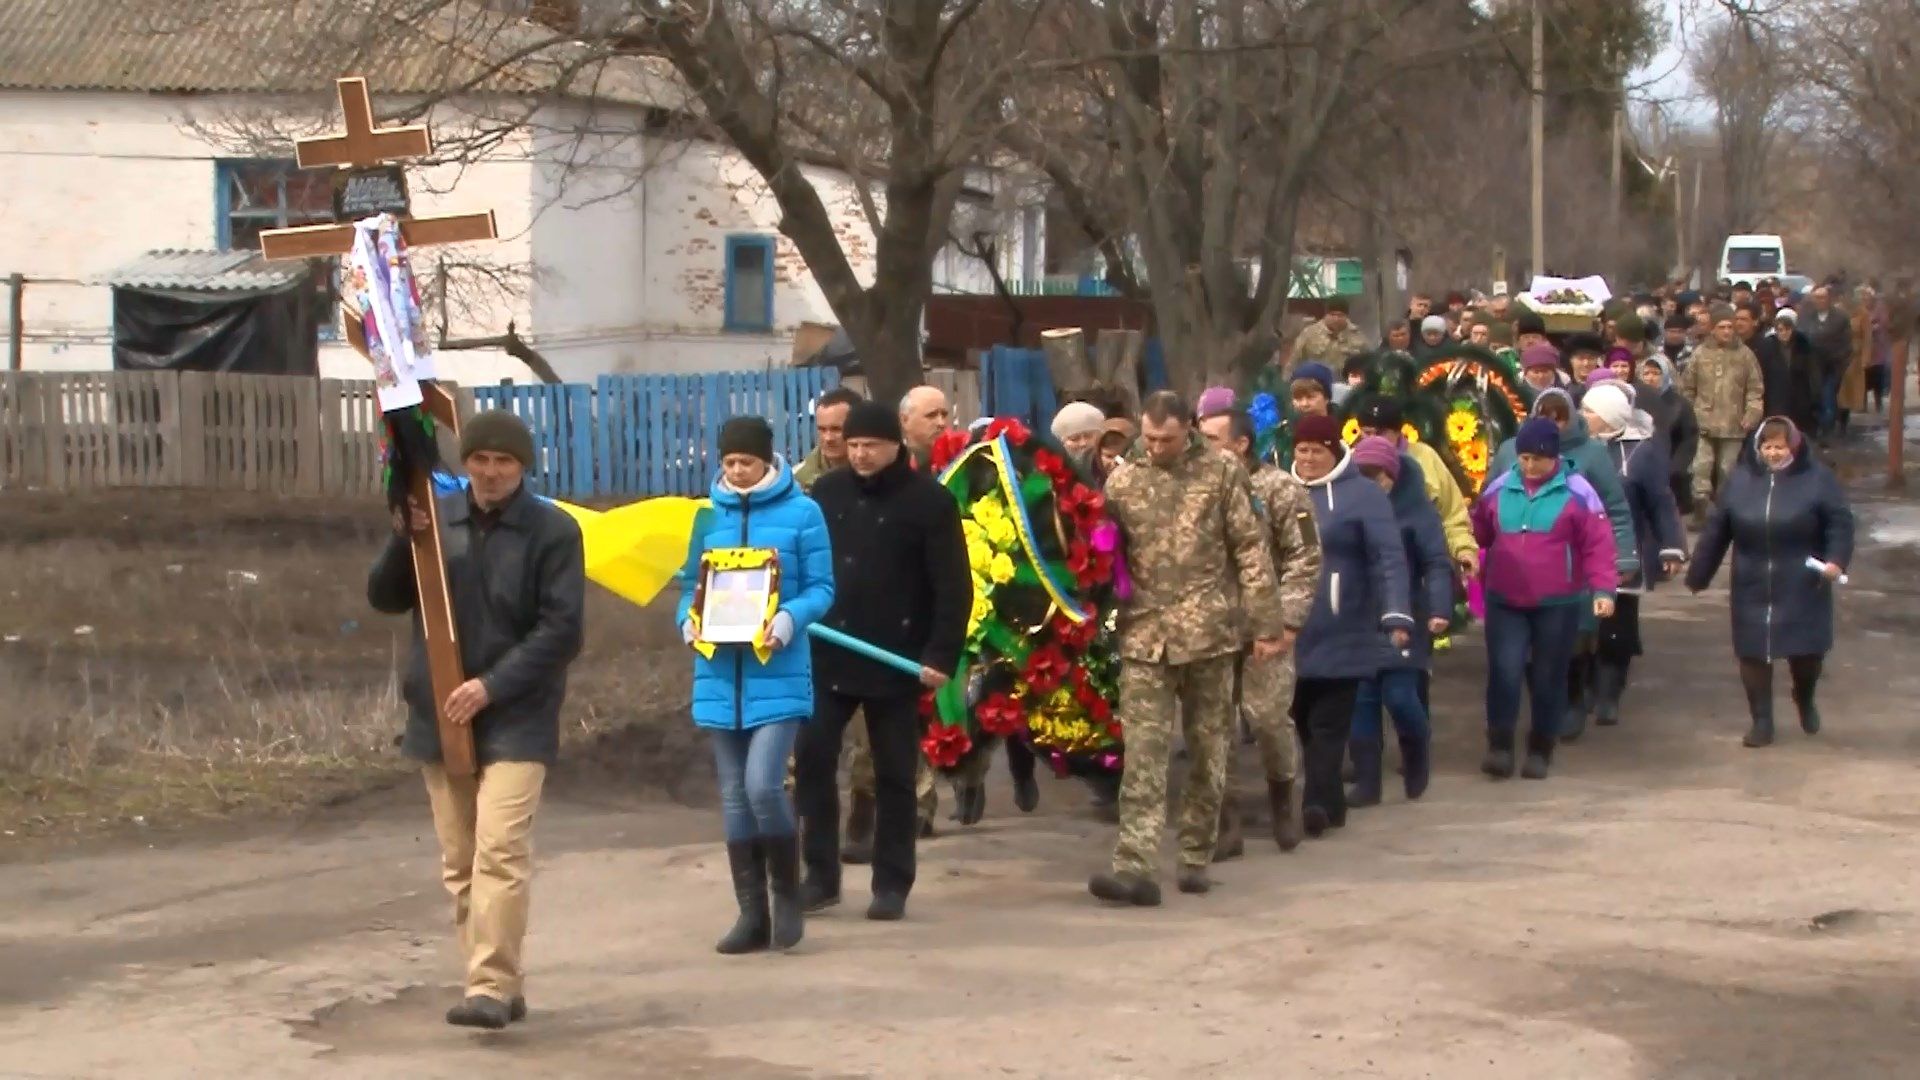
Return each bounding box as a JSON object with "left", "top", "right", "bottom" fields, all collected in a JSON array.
[{"left": 0, "top": 0, "right": 1045, "bottom": 384}]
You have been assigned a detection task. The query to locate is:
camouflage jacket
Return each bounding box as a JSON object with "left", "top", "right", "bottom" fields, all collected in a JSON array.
[
  {"left": 1677, "top": 341, "right": 1765, "bottom": 438},
  {"left": 1248, "top": 463, "right": 1321, "bottom": 634},
  {"left": 792, "top": 447, "right": 841, "bottom": 492},
  {"left": 1105, "top": 436, "right": 1282, "bottom": 664},
  {"left": 1291, "top": 320, "right": 1371, "bottom": 369}
]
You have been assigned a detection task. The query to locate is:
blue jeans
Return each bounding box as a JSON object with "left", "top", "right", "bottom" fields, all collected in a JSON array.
[
  {"left": 710, "top": 721, "right": 800, "bottom": 842},
  {"left": 1484, "top": 601, "right": 1581, "bottom": 740},
  {"left": 1352, "top": 669, "right": 1430, "bottom": 745},
  {"left": 1819, "top": 370, "right": 1841, "bottom": 433}
]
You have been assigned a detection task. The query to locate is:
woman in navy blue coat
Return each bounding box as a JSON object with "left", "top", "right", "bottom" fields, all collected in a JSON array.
[
  {"left": 1685, "top": 417, "right": 1853, "bottom": 748},
  {"left": 1288, "top": 416, "right": 1413, "bottom": 837},
  {"left": 1579, "top": 383, "right": 1687, "bottom": 728},
  {"left": 678, "top": 416, "right": 835, "bottom": 952}
]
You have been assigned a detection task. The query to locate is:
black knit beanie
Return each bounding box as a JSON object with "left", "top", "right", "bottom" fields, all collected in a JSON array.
[
  {"left": 459, "top": 409, "right": 534, "bottom": 468},
  {"left": 718, "top": 415, "right": 775, "bottom": 462},
  {"left": 842, "top": 400, "right": 903, "bottom": 443}
]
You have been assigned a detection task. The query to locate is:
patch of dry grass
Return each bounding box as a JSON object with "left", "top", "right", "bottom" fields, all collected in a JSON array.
[{"left": 0, "top": 490, "right": 693, "bottom": 839}]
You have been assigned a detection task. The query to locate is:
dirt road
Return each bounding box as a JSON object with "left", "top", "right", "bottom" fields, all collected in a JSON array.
[{"left": 4, "top": 500, "right": 1919, "bottom": 1079}]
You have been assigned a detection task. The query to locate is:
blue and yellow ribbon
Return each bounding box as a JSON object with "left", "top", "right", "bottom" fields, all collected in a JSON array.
[{"left": 939, "top": 436, "right": 1088, "bottom": 624}]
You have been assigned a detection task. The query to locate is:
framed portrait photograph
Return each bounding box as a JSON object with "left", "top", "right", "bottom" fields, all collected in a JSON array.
[{"left": 695, "top": 548, "right": 782, "bottom": 645}]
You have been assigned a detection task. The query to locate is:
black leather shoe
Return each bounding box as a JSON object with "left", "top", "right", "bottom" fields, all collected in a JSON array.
[
  {"left": 1088, "top": 871, "right": 1162, "bottom": 907},
  {"left": 446, "top": 995, "right": 511, "bottom": 1030},
  {"left": 866, "top": 891, "right": 907, "bottom": 921}
]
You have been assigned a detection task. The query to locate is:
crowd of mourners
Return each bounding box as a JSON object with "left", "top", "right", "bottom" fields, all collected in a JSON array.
[{"left": 370, "top": 273, "right": 1878, "bottom": 1029}]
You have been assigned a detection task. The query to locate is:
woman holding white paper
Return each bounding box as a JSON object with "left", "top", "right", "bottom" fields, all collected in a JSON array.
[
  {"left": 678, "top": 416, "right": 835, "bottom": 953},
  {"left": 1685, "top": 417, "right": 1854, "bottom": 748}
]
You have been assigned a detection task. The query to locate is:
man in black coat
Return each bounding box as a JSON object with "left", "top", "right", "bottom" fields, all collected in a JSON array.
[
  {"left": 368, "top": 409, "right": 585, "bottom": 1030},
  {"left": 796, "top": 400, "right": 970, "bottom": 921}
]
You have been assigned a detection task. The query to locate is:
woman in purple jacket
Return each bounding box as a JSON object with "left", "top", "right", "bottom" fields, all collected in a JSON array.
[{"left": 1470, "top": 419, "right": 1620, "bottom": 781}]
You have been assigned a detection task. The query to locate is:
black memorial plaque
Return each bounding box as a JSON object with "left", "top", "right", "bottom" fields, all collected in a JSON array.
[{"left": 333, "top": 165, "right": 412, "bottom": 219}]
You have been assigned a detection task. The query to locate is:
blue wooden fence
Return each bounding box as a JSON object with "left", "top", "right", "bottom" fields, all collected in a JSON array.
[
  {"left": 473, "top": 368, "right": 839, "bottom": 499},
  {"left": 471, "top": 346, "right": 1172, "bottom": 500},
  {"left": 978, "top": 344, "right": 1057, "bottom": 433}
]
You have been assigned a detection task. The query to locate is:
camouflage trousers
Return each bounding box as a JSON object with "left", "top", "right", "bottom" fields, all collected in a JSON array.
[
  {"left": 1111, "top": 653, "right": 1236, "bottom": 878},
  {"left": 1691, "top": 436, "right": 1743, "bottom": 507},
  {"left": 786, "top": 716, "right": 937, "bottom": 821},
  {"left": 1238, "top": 649, "right": 1300, "bottom": 783},
  {"left": 846, "top": 720, "right": 938, "bottom": 820}
]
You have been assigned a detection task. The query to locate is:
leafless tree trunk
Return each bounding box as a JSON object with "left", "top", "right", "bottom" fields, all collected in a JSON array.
[{"left": 1691, "top": 12, "right": 1785, "bottom": 234}]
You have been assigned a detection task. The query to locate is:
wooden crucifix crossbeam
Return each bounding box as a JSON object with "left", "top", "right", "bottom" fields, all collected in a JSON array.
[{"left": 260, "top": 75, "right": 502, "bottom": 777}]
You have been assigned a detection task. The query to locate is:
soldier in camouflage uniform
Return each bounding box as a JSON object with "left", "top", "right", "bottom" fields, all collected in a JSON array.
[
  {"left": 1677, "top": 311, "right": 1765, "bottom": 522},
  {"left": 1289, "top": 298, "right": 1371, "bottom": 372},
  {"left": 1198, "top": 411, "right": 1321, "bottom": 855},
  {"left": 1089, "top": 392, "right": 1286, "bottom": 906}
]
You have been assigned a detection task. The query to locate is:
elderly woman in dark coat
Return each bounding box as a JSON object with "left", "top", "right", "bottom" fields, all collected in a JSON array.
[{"left": 1685, "top": 417, "right": 1854, "bottom": 748}]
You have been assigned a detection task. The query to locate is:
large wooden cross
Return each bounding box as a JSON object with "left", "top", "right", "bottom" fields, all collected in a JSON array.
[{"left": 261, "top": 77, "right": 500, "bottom": 776}]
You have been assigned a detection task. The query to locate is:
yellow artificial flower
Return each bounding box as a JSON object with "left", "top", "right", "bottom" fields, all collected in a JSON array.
[
  {"left": 966, "top": 537, "right": 993, "bottom": 578},
  {"left": 1458, "top": 439, "right": 1489, "bottom": 472},
  {"left": 972, "top": 493, "right": 1006, "bottom": 527},
  {"left": 1445, "top": 411, "right": 1479, "bottom": 442},
  {"left": 989, "top": 552, "right": 1017, "bottom": 585},
  {"left": 1341, "top": 417, "right": 1361, "bottom": 444},
  {"left": 984, "top": 515, "right": 1018, "bottom": 552},
  {"left": 1401, "top": 423, "right": 1422, "bottom": 444},
  {"left": 967, "top": 583, "right": 994, "bottom": 637}
]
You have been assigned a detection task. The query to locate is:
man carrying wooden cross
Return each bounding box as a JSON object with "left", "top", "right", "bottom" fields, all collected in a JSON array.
[
  {"left": 264, "top": 77, "right": 581, "bottom": 1031},
  {"left": 370, "top": 412, "right": 584, "bottom": 1029}
]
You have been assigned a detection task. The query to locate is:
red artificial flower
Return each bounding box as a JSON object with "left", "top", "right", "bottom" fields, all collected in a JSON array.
[
  {"left": 930, "top": 430, "right": 971, "bottom": 472},
  {"left": 985, "top": 418, "right": 1031, "bottom": 446},
  {"left": 1089, "top": 696, "right": 1113, "bottom": 724},
  {"left": 1032, "top": 447, "right": 1068, "bottom": 483},
  {"left": 1058, "top": 483, "right": 1103, "bottom": 519},
  {"left": 977, "top": 692, "right": 1027, "bottom": 737},
  {"left": 1053, "top": 613, "right": 1098, "bottom": 652},
  {"left": 1024, "top": 643, "right": 1071, "bottom": 695},
  {"left": 1105, "top": 720, "right": 1124, "bottom": 740},
  {"left": 921, "top": 723, "right": 973, "bottom": 769}
]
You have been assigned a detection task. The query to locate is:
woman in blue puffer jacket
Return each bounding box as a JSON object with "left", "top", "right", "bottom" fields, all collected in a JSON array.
[{"left": 677, "top": 416, "right": 834, "bottom": 955}]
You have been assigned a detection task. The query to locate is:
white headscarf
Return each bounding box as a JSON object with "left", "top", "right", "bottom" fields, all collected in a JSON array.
[{"left": 1583, "top": 383, "right": 1655, "bottom": 442}]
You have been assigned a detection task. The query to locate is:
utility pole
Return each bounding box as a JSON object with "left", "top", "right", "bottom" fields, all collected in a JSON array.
[
  {"left": 1672, "top": 163, "right": 1686, "bottom": 284},
  {"left": 1530, "top": 0, "right": 1546, "bottom": 280},
  {"left": 1610, "top": 104, "right": 1623, "bottom": 233}
]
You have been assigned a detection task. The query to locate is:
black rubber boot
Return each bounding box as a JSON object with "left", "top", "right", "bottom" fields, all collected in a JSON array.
[
  {"left": 840, "top": 791, "right": 876, "bottom": 865},
  {"left": 1562, "top": 655, "right": 1592, "bottom": 743},
  {"left": 1593, "top": 658, "right": 1628, "bottom": 727},
  {"left": 1481, "top": 730, "right": 1516, "bottom": 779},
  {"left": 1344, "top": 739, "right": 1383, "bottom": 808},
  {"left": 957, "top": 783, "right": 987, "bottom": 826},
  {"left": 1399, "top": 735, "right": 1431, "bottom": 801},
  {"left": 715, "top": 840, "right": 771, "bottom": 954},
  {"left": 1009, "top": 743, "right": 1040, "bottom": 812},
  {"left": 1742, "top": 669, "right": 1776, "bottom": 747},
  {"left": 1792, "top": 678, "right": 1822, "bottom": 735},
  {"left": 1520, "top": 730, "right": 1555, "bottom": 780},
  {"left": 765, "top": 834, "right": 804, "bottom": 950},
  {"left": 1212, "top": 799, "right": 1244, "bottom": 862}
]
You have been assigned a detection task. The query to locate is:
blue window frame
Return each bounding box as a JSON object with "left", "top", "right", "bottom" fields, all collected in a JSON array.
[
  {"left": 215, "top": 159, "right": 341, "bottom": 339},
  {"left": 723, "top": 234, "right": 776, "bottom": 332}
]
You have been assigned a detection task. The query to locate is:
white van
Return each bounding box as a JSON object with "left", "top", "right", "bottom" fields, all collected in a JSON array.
[{"left": 1719, "top": 234, "right": 1786, "bottom": 288}]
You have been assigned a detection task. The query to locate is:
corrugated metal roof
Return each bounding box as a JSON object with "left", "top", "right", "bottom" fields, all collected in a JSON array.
[
  {"left": 0, "top": 0, "right": 683, "bottom": 109},
  {"left": 98, "top": 249, "right": 313, "bottom": 292}
]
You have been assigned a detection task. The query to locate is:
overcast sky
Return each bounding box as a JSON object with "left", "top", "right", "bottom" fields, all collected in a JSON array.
[{"left": 1634, "top": 0, "right": 1709, "bottom": 127}]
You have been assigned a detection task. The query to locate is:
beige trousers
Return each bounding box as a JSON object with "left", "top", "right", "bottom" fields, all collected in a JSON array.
[{"left": 422, "top": 761, "right": 546, "bottom": 1003}]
